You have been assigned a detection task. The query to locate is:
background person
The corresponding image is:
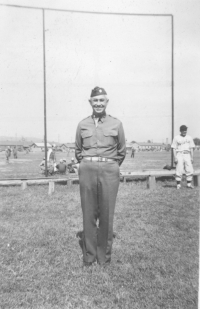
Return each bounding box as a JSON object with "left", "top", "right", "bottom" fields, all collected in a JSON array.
[
  {"left": 13, "top": 146, "right": 18, "bottom": 159},
  {"left": 47, "top": 145, "right": 57, "bottom": 172},
  {"left": 47, "top": 145, "right": 56, "bottom": 164},
  {"left": 171, "top": 125, "right": 195, "bottom": 189},
  {"left": 39, "top": 157, "right": 53, "bottom": 175},
  {"left": 5, "top": 146, "right": 11, "bottom": 163},
  {"left": 67, "top": 157, "right": 78, "bottom": 174},
  {"left": 56, "top": 159, "right": 67, "bottom": 174},
  {"left": 75, "top": 86, "right": 126, "bottom": 266},
  {"left": 39, "top": 157, "right": 46, "bottom": 173},
  {"left": 131, "top": 146, "right": 135, "bottom": 158}
]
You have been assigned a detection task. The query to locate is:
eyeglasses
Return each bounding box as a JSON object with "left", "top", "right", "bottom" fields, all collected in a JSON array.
[{"left": 92, "top": 104, "right": 105, "bottom": 108}]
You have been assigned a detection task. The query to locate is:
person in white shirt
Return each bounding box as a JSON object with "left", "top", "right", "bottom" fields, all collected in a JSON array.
[{"left": 171, "top": 125, "right": 195, "bottom": 189}]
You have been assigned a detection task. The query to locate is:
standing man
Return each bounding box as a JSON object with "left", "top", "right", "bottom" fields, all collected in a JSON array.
[
  {"left": 131, "top": 146, "right": 135, "bottom": 158},
  {"left": 171, "top": 125, "right": 195, "bottom": 189},
  {"left": 5, "top": 146, "right": 11, "bottom": 163},
  {"left": 75, "top": 86, "right": 126, "bottom": 266},
  {"left": 13, "top": 146, "right": 18, "bottom": 159}
]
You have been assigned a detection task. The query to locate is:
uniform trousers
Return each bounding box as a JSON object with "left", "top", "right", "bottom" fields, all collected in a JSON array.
[
  {"left": 79, "top": 159, "right": 120, "bottom": 265},
  {"left": 175, "top": 152, "right": 193, "bottom": 181}
]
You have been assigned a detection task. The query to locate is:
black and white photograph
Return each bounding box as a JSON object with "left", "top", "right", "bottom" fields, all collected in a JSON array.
[{"left": 0, "top": 0, "right": 199, "bottom": 308}]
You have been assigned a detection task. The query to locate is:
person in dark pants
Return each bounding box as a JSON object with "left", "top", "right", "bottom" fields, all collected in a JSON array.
[
  {"left": 13, "top": 146, "right": 18, "bottom": 159},
  {"left": 56, "top": 159, "right": 67, "bottom": 174},
  {"left": 131, "top": 146, "right": 135, "bottom": 158},
  {"left": 75, "top": 86, "right": 126, "bottom": 266}
]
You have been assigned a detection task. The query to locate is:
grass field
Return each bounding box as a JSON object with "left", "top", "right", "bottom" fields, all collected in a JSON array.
[
  {"left": 0, "top": 151, "right": 199, "bottom": 308},
  {"left": 0, "top": 181, "right": 199, "bottom": 308},
  {"left": 0, "top": 150, "right": 200, "bottom": 179}
]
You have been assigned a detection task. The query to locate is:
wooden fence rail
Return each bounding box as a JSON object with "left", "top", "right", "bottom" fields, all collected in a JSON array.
[{"left": 0, "top": 169, "right": 199, "bottom": 193}]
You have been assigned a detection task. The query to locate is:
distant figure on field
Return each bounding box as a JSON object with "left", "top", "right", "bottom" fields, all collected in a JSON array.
[
  {"left": 47, "top": 145, "right": 56, "bottom": 164},
  {"left": 171, "top": 125, "right": 195, "bottom": 189},
  {"left": 13, "top": 146, "right": 18, "bottom": 159},
  {"left": 5, "top": 146, "right": 11, "bottom": 163},
  {"left": 56, "top": 159, "right": 67, "bottom": 174},
  {"left": 39, "top": 157, "right": 46, "bottom": 172},
  {"left": 131, "top": 146, "right": 136, "bottom": 158},
  {"left": 39, "top": 157, "right": 54, "bottom": 175},
  {"left": 67, "top": 157, "right": 78, "bottom": 174}
]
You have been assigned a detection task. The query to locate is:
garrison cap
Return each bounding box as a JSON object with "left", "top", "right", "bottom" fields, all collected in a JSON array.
[
  {"left": 180, "top": 125, "right": 187, "bottom": 131},
  {"left": 91, "top": 86, "right": 107, "bottom": 97}
]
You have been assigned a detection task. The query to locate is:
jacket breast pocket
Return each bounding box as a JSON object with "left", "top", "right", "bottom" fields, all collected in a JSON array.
[
  {"left": 103, "top": 130, "right": 118, "bottom": 147},
  {"left": 81, "top": 130, "right": 93, "bottom": 148}
]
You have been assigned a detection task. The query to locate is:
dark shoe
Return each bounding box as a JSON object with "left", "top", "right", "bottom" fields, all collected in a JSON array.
[{"left": 76, "top": 230, "right": 83, "bottom": 239}]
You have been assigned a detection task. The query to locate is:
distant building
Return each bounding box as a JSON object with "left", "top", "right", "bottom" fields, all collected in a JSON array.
[
  {"left": 30, "top": 142, "right": 52, "bottom": 152},
  {"left": 126, "top": 143, "right": 135, "bottom": 151},
  {"left": 0, "top": 140, "right": 32, "bottom": 151},
  {"left": 65, "top": 143, "right": 75, "bottom": 150},
  {"left": 137, "top": 142, "right": 166, "bottom": 151},
  {"left": 59, "top": 144, "right": 70, "bottom": 152},
  {"left": 130, "top": 142, "right": 140, "bottom": 149}
]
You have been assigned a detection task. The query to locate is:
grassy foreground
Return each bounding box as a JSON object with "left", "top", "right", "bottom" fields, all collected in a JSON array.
[{"left": 0, "top": 181, "right": 199, "bottom": 309}]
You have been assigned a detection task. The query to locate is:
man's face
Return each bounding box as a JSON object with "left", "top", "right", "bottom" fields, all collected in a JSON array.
[
  {"left": 89, "top": 95, "right": 108, "bottom": 116},
  {"left": 180, "top": 130, "right": 187, "bottom": 137}
]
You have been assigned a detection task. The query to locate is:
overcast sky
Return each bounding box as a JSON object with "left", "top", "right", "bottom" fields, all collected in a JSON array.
[{"left": 0, "top": 0, "right": 199, "bottom": 143}]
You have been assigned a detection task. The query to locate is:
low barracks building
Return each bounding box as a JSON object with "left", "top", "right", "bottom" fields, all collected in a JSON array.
[
  {"left": 0, "top": 141, "right": 33, "bottom": 151},
  {"left": 138, "top": 142, "right": 166, "bottom": 151},
  {"left": 130, "top": 142, "right": 166, "bottom": 151}
]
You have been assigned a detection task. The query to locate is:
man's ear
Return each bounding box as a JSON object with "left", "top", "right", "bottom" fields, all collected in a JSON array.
[{"left": 89, "top": 99, "right": 92, "bottom": 107}]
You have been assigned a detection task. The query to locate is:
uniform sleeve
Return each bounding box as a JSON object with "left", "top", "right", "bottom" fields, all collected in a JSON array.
[
  {"left": 117, "top": 122, "right": 126, "bottom": 166},
  {"left": 171, "top": 137, "right": 177, "bottom": 149},
  {"left": 190, "top": 137, "right": 195, "bottom": 149},
  {"left": 75, "top": 123, "right": 83, "bottom": 163}
]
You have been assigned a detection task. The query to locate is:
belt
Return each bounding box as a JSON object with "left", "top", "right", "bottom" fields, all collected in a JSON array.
[
  {"left": 178, "top": 151, "right": 190, "bottom": 154},
  {"left": 84, "top": 157, "right": 116, "bottom": 162}
]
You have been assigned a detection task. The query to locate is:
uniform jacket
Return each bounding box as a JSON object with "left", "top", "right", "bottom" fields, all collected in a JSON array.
[{"left": 75, "top": 114, "right": 126, "bottom": 166}]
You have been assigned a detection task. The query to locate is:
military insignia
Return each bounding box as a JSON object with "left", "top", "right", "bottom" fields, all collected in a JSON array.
[{"left": 99, "top": 89, "right": 102, "bottom": 93}]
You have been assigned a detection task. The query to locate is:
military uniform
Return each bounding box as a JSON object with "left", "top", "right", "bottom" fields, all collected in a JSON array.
[{"left": 75, "top": 108, "right": 126, "bottom": 265}]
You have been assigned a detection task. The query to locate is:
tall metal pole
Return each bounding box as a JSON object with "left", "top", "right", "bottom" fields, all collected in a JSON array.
[
  {"left": 42, "top": 9, "right": 48, "bottom": 176},
  {"left": 171, "top": 15, "right": 174, "bottom": 167}
]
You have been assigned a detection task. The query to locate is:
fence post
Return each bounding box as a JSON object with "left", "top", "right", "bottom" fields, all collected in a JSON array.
[
  {"left": 67, "top": 179, "right": 72, "bottom": 187},
  {"left": 21, "top": 181, "right": 27, "bottom": 190},
  {"left": 48, "top": 181, "right": 55, "bottom": 195},
  {"left": 147, "top": 176, "right": 156, "bottom": 190}
]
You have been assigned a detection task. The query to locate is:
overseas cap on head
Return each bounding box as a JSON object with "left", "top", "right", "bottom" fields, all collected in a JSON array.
[
  {"left": 91, "top": 86, "right": 107, "bottom": 97},
  {"left": 180, "top": 125, "right": 188, "bottom": 131}
]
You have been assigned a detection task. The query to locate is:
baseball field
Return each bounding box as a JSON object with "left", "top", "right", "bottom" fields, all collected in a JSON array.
[{"left": 0, "top": 151, "right": 199, "bottom": 308}]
